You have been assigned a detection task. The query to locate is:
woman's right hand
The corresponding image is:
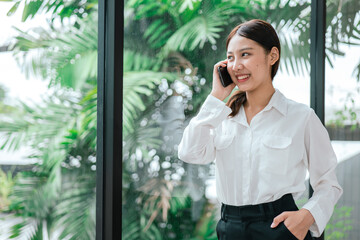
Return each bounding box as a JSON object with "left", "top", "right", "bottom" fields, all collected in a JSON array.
[{"left": 210, "top": 59, "right": 236, "bottom": 101}]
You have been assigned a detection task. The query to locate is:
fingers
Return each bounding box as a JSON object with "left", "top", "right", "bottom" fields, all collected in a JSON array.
[
  {"left": 271, "top": 212, "right": 289, "bottom": 228},
  {"left": 210, "top": 59, "right": 234, "bottom": 101},
  {"left": 214, "top": 59, "right": 228, "bottom": 69}
]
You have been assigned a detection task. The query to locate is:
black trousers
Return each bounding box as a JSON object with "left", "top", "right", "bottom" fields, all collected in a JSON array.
[{"left": 216, "top": 194, "right": 314, "bottom": 240}]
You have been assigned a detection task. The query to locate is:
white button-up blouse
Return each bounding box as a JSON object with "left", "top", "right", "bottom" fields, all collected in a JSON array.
[{"left": 178, "top": 89, "right": 343, "bottom": 237}]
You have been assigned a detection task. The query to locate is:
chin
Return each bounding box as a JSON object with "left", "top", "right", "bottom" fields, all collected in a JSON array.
[{"left": 236, "top": 84, "right": 251, "bottom": 92}]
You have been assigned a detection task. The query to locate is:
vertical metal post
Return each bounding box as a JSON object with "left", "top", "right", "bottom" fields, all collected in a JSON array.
[
  {"left": 310, "top": 0, "right": 326, "bottom": 122},
  {"left": 96, "top": 0, "right": 104, "bottom": 237},
  {"left": 310, "top": 0, "right": 326, "bottom": 239},
  {"left": 96, "top": 0, "right": 123, "bottom": 239}
]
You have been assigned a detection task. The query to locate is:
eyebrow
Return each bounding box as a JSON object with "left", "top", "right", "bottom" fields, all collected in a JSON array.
[{"left": 227, "top": 47, "right": 254, "bottom": 54}]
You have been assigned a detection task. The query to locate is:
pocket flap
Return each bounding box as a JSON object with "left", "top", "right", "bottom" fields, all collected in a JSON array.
[
  {"left": 262, "top": 135, "right": 292, "bottom": 149},
  {"left": 214, "top": 134, "right": 235, "bottom": 150}
]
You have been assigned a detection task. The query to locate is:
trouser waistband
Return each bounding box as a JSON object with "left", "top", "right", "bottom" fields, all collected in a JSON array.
[{"left": 221, "top": 194, "right": 297, "bottom": 221}]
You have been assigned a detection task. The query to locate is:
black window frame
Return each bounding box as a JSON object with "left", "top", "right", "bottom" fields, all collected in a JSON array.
[
  {"left": 96, "top": 0, "right": 326, "bottom": 239},
  {"left": 96, "top": 0, "right": 123, "bottom": 239},
  {"left": 309, "top": 1, "right": 326, "bottom": 239}
]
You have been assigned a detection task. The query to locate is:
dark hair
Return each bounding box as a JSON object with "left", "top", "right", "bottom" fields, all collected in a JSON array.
[{"left": 225, "top": 19, "right": 281, "bottom": 117}]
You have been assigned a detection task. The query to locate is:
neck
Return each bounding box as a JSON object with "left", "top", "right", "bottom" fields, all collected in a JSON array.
[{"left": 244, "top": 83, "right": 275, "bottom": 110}]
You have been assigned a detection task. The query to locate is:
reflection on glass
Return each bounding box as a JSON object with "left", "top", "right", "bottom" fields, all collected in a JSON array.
[
  {"left": 0, "top": 1, "right": 98, "bottom": 239},
  {"left": 325, "top": 1, "right": 360, "bottom": 239},
  {"left": 123, "top": 1, "right": 320, "bottom": 239}
]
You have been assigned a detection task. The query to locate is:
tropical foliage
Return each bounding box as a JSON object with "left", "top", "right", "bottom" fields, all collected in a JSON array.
[
  {"left": 325, "top": 205, "right": 353, "bottom": 240},
  {"left": 0, "top": 168, "right": 14, "bottom": 211},
  {"left": 2, "top": 0, "right": 98, "bottom": 22},
  {"left": 123, "top": 0, "right": 360, "bottom": 239},
  {"left": 0, "top": 0, "right": 359, "bottom": 239},
  {"left": 0, "top": 1, "right": 99, "bottom": 239}
]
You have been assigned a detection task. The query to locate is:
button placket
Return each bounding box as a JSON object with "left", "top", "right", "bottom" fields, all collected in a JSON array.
[
  {"left": 247, "top": 127, "right": 254, "bottom": 202},
  {"left": 243, "top": 127, "right": 252, "bottom": 204},
  {"left": 247, "top": 130, "right": 252, "bottom": 159}
]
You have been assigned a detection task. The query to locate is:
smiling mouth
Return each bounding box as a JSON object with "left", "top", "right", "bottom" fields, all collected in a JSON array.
[{"left": 236, "top": 74, "right": 250, "bottom": 82}]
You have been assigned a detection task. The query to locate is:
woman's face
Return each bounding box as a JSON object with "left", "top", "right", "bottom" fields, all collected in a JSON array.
[{"left": 226, "top": 35, "right": 276, "bottom": 92}]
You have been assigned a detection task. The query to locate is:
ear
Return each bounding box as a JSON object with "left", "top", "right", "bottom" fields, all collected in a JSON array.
[{"left": 269, "top": 47, "right": 279, "bottom": 65}]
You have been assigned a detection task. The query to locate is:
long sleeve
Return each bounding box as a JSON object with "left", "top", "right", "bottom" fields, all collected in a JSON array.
[
  {"left": 178, "top": 94, "right": 232, "bottom": 165},
  {"left": 302, "top": 109, "right": 343, "bottom": 237}
]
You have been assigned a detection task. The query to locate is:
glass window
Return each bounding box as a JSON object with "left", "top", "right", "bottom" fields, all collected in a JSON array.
[
  {"left": 0, "top": 2, "right": 97, "bottom": 239},
  {"left": 123, "top": 1, "right": 313, "bottom": 239},
  {"left": 325, "top": 1, "right": 360, "bottom": 239}
]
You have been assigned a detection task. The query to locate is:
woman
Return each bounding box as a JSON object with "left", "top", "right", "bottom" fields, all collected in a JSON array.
[{"left": 178, "top": 19, "right": 342, "bottom": 240}]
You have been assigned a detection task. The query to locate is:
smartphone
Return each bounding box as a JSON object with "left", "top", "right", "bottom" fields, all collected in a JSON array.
[{"left": 217, "top": 65, "right": 233, "bottom": 87}]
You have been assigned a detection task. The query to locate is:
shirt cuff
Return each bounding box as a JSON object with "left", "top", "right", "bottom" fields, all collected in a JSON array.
[{"left": 302, "top": 201, "right": 326, "bottom": 237}]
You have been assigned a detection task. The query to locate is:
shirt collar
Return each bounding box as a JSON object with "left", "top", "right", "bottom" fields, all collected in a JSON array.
[
  {"left": 229, "top": 89, "right": 288, "bottom": 125},
  {"left": 262, "top": 88, "right": 288, "bottom": 116}
]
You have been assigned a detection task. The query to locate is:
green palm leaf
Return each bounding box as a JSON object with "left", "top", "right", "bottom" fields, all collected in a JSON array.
[
  {"left": 75, "top": 87, "right": 97, "bottom": 150},
  {"left": 11, "top": 15, "right": 98, "bottom": 90},
  {"left": 9, "top": 219, "right": 40, "bottom": 239},
  {"left": 122, "top": 211, "right": 162, "bottom": 240},
  {"left": 55, "top": 172, "right": 96, "bottom": 240},
  {"left": 165, "top": 7, "right": 228, "bottom": 51},
  {"left": 3, "top": 0, "right": 98, "bottom": 22},
  {"left": 8, "top": 141, "right": 64, "bottom": 239},
  {"left": 124, "top": 50, "right": 162, "bottom": 72},
  {"left": 123, "top": 71, "right": 177, "bottom": 135},
  {"left": 0, "top": 92, "right": 79, "bottom": 152},
  {"left": 143, "top": 19, "right": 173, "bottom": 48}
]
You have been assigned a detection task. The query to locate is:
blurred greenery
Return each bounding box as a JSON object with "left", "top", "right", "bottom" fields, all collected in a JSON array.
[
  {"left": 0, "top": 1, "right": 98, "bottom": 239},
  {"left": 0, "top": 0, "right": 98, "bottom": 23},
  {"left": 0, "top": 85, "right": 16, "bottom": 114},
  {"left": 325, "top": 205, "right": 353, "bottom": 240},
  {"left": 0, "top": 168, "right": 14, "bottom": 211},
  {"left": 0, "top": 0, "right": 358, "bottom": 239},
  {"left": 326, "top": 92, "right": 360, "bottom": 129}
]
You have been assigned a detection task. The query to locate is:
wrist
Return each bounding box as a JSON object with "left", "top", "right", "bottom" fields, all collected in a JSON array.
[
  {"left": 210, "top": 91, "right": 226, "bottom": 101},
  {"left": 300, "top": 208, "right": 315, "bottom": 226}
]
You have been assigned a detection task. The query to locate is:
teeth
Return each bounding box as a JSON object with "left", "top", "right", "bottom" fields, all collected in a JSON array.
[{"left": 237, "top": 75, "right": 249, "bottom": 80}]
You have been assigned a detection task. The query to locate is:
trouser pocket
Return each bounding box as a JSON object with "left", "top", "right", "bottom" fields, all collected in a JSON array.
[
  {"left": 280, "top": 222, "right": 298, "bottom": 240},
  {"left": 216, "top": 219, "right": 226, "bottom": 240},
  {"left": 281, "top": 222, "right": 314, "bottom": 240}
]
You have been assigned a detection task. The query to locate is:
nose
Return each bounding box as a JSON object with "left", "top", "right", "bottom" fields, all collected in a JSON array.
[{"left": 232, "top": 61, "right": 244, "bottom": 71}]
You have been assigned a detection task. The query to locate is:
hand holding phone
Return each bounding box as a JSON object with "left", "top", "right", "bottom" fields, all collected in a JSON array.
[
  {"left": 217, "top": 65, "right": 233, "bottom": 87},
  {"left": 210, "top": 61, "right": 235, "bottom": 101}
]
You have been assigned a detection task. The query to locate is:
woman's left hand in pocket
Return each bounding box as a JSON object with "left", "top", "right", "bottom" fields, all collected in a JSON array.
[{"left": 270, "top": 209, "right": 315, "bottom": 240}]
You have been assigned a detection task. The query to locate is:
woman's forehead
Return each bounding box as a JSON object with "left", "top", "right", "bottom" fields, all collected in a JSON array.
[{"left": 227, "top": 35, "right": 262, "bottom": 51}]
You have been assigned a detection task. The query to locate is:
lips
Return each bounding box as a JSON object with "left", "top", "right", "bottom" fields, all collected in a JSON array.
[{"left": 235, "top": 74, "right": 250, "bottom": 82}]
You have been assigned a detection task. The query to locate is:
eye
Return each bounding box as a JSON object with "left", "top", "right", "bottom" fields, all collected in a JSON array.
[
  {"left": 242, "top": 52, "right": 250, "bottom": 57},
  {"left": 227, "top": 55, "right": 234, "bottom": 60}
]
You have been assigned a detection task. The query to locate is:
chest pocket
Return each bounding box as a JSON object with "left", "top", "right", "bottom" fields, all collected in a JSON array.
[
  {"left": 214, "top": 134, "right": 235, "bottom": 150},
  {"left": 260, "top": 135, "right": 292, "bottom": 175}
]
